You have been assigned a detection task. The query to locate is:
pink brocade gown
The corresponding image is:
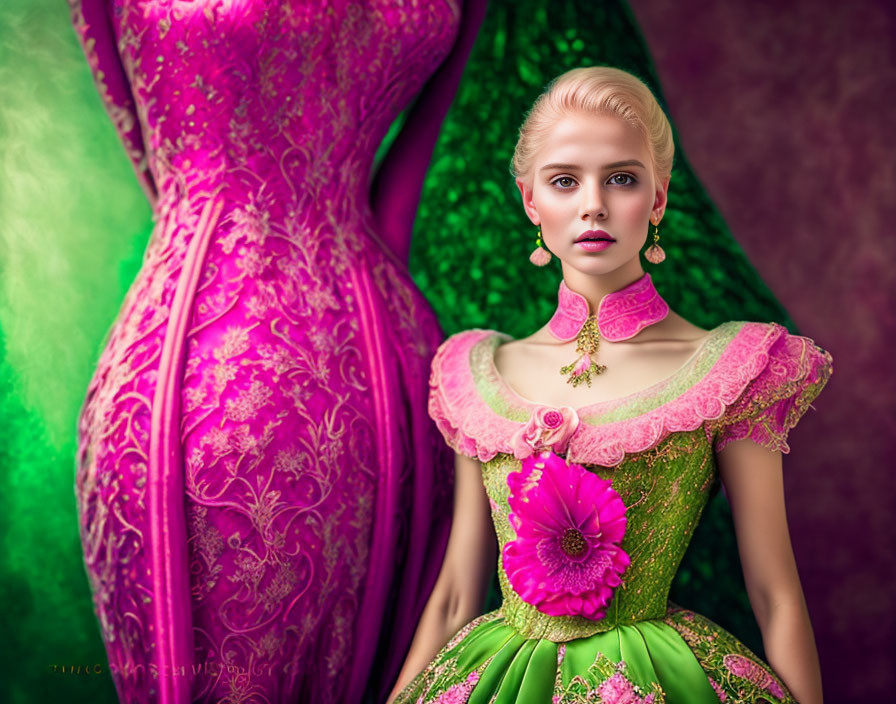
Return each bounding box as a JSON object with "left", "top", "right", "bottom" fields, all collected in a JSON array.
[{"left": 67, "top": 1, "right": 471, "bottom": 702}]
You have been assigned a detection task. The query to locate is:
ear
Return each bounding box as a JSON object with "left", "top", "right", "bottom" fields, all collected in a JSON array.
[
  {"left": 651, "top": 175, "right": 670, "bottom": 224},
  {"left": 515, "top": 178, "right": 540, "bottom": 226}
]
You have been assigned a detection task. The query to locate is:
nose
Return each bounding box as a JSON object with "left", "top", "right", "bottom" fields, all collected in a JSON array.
[{"left": 580, "top": 179, "right": 608, "bottom": 221}]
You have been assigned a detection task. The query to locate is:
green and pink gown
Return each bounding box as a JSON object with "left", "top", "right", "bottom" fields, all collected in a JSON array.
[{"left": 397, "top": 319, "right": 832, "bottom": 703}]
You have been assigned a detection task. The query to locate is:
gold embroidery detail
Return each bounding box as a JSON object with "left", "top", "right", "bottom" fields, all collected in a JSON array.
[{"left": 559, "top": 314, "right": 607, "bottom": 387}]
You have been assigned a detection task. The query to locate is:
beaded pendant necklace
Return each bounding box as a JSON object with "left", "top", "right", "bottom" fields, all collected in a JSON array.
[{"left": 547, "top": 274, "right": 670, "bottom": 388}]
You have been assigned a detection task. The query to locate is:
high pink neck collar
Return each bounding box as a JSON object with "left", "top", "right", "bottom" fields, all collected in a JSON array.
[{"left": 547, "top": 273, "right": 670, "bottom": 342}]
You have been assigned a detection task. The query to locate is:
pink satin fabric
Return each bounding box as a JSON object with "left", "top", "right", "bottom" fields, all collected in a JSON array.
[{"left": 67, "top": 1, "right": 485, "bottom": 701}]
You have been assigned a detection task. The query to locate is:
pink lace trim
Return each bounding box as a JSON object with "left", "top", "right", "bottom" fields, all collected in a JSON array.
[
  {"left": 428, "top": 323, "right": 832, "bottom": 466},
  {"left": 428, "top": 330, "right": 522, "bottom": 462},
  {"left": 709, "top": 331, "right": 833, "bottom": 454}
]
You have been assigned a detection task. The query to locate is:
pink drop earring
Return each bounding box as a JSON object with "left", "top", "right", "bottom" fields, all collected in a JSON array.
[
  {"left": 529, "top": 225, "right": 552, "bottom": 266},
  {"left": 644, "top": 217, "right": 666, "bottom": 264}
]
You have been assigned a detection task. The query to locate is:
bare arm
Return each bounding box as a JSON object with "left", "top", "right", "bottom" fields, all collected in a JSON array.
[
  {"left": 386, "top": 452, "right": 496, "bottom": 702},
  {"left": 717, "top": 438, "right": 823, "bottom": 704},
  {"left": 369, "top": 0, "right": 488, "bottom": 263}
]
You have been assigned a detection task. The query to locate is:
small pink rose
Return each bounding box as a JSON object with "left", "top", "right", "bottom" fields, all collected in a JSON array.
[
  {"left": 543, "top": 410, "right": 563, "bottom": 428},
  {"left": 510, "top": 406, "right": 579, "bottom": 458}
]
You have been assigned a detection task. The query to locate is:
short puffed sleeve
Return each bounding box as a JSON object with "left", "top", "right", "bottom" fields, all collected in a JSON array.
[
  {"left": 709, "top": 328, "right": 833, "bottom": 454},
  {"left": 427, "top": 329, "right": 524, "bottom": 462}
]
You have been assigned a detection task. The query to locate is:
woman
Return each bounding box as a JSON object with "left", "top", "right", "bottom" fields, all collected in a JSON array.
[{"left": 390, "top": 67, "right": 829, "bottom": 703}]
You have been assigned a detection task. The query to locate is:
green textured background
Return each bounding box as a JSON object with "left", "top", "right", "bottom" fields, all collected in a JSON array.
[{"left": 0, "top": 1, "right": 794, "bottom": 701}]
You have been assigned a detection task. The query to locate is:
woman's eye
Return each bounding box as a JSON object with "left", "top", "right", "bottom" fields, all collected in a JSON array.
[
  {"left": 552, "top": 177, "right": 576, "bottom": 189},
  {"left": 609, "top": 173, "right": 636, "bottom": 186}
]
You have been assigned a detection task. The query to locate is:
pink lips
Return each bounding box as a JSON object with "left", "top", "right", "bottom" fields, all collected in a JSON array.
[
  {"left": 575, "top": 229, "right": 615, "bottom": 243},
  {"left": 575, "top": 229, "right": 615, "bottom": 252}
]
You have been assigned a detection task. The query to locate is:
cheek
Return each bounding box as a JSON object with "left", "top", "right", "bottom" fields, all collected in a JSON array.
[
  {"left": 535, "top": 192, "right": 574, "bottom": 224},
  {"left": 538, "top": 191, "right": 578, "bottom": 219},
  {"left": 617, "top": 194, "right": 653, "bottom": 223}
]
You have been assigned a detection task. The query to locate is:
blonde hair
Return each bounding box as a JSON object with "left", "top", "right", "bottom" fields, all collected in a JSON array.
[{"left": 511, "top": 66, "right": 674, "bottom": 187}]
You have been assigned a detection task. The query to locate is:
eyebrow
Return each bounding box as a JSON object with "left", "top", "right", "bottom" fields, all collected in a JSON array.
[{"left": 539, "top": 160, "right": 647, "bottom": 172}]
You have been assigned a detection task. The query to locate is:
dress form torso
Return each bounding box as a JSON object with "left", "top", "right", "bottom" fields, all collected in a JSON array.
[{"left": 68, "top": 1, "right": 470, "bottom": 702}]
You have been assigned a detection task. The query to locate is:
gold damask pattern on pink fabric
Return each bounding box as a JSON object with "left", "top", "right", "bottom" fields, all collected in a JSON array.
[{"left": 68, "top": 1, "right": 469, "bottom": 701}]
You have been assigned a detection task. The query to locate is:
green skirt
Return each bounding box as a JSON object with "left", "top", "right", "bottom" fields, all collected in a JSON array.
[{"left": 395, "top": 604, "right": 794, "bottom": 703}]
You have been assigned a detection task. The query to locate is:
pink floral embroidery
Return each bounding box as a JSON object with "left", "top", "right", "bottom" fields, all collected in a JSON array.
[
  {"left": 597, "top": 672, "right": 658, "bottom": 703},
  {"left": 432, "top": 670, "right": 480, "bottom": 704},
  {"left": 723, "top": 654, "right": 786, "bottom": 698},
  {"left": 557, "top": 642, "right": 567, "bottom": 664},
  {"left": 503, "top": 451, "right": 630, "bottom": 620},
  {"left": 707, "top": 676, "right": 727, "bottom": 701},
  {"left": 509, "top": 406, "right": 580, "bottom": 459}
]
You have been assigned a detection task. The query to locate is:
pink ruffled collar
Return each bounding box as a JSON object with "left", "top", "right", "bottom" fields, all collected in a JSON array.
[{"left": 547, "top": 273, "right": 670, "bottom": 342}]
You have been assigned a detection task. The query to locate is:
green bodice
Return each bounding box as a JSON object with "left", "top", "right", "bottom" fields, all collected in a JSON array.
[{"left": 482, "top": 430, "right": 716, "bottom": 641}]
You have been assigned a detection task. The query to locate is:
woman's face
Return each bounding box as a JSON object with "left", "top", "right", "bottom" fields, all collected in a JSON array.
[{"left": 517, "top": 111, "right": 669, "bottom": 279}]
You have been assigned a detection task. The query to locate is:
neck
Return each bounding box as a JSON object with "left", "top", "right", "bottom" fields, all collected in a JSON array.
[{"left": 559, "top": 260, "right": 647, "bottom": 312}]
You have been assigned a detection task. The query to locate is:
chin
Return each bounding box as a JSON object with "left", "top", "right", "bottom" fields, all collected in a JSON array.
[
  {"left": 558, "top": 250, "right": 642, "bottom": 278},
  {"left": 563, "top": 259, "right": 625, "bottom": 277}
]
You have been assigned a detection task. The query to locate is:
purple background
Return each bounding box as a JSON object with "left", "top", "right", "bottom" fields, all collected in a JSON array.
[{"left": 629, "top": 0, "right": 896, "bottom": 699}]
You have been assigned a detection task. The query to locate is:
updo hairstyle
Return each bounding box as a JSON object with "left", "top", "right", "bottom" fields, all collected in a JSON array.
[{"left": 511, "top": 66, "right": 674, "bottom": 188}]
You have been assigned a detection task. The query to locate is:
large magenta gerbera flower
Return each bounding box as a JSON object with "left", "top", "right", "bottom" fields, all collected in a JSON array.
[{"left": 503, "top": 451, "right": 630, "bottom": 620}]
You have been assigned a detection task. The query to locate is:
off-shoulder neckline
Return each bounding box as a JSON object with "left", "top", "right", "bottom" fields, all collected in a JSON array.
[{"left": 479, "top": 321, "right": 741, "bottom": 418}]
